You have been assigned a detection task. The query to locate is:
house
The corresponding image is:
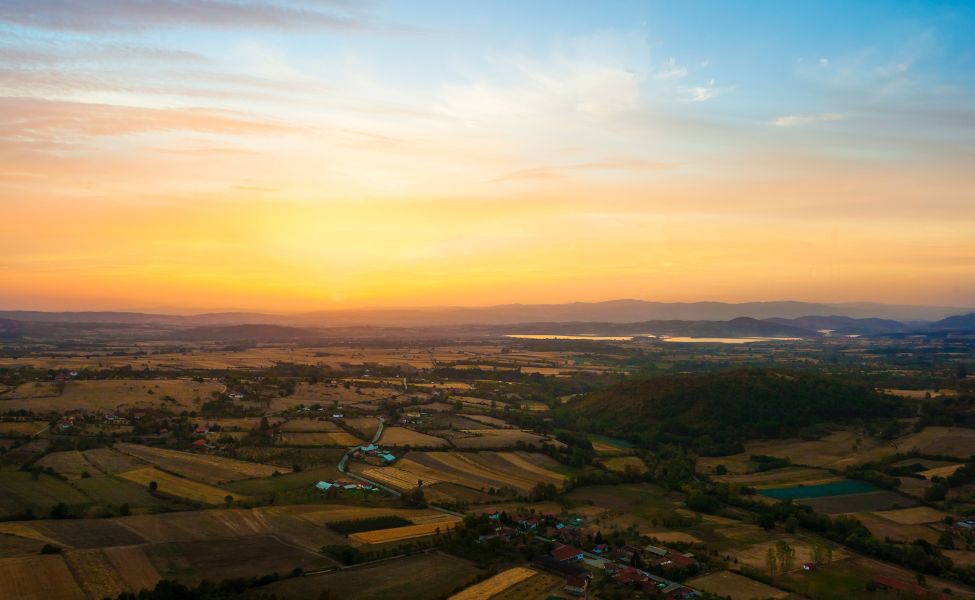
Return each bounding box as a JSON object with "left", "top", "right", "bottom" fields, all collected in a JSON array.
[
  {"left": 802, "top": 562, "right": 817, "bottom": 571},
  {"left": 654, "top": 552, "right": 698, "bottom": 569},
  {"left": 485, "top": 508, "right": 500, "bottom": 520},
  {"left": 564, "top": 573, "right": 590, "bottom": 596},
  {"left": 191, "top": 439, "right": 207, "bottom": 448},
  {"left": 614, "top": 566, "right": 648, "bottom": 584},
  {"left": 378, "top": 452, "right": 396, "bottom": 464},
  {"left": 551, "top": 544, "right": 584, "bottom": 562},
  {"left": 592, "top": 543, "right": 609, "bottom": 554},
  {"left": 315, "top": 481, "right": 333, "bottom": 492}
]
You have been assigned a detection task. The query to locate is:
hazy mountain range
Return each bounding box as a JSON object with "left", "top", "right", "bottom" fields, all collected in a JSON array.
[
  {"left": 1, "top": 299, "right": 971, "bottom": 328},
  {"left": 1, "top": 300, "right": 974, "bottom": 342}
]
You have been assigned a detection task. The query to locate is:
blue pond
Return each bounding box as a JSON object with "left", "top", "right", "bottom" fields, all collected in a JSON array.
[{"left": 759, "top": 480, "right": 879, "bottom": 500}]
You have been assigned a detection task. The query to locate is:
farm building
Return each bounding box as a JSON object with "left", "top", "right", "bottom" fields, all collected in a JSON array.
[
  {"left": 315, "top": 481, "right": 333, "bottom": 491},
  {"left": 551, "top": 544, "right": 584, "bottom": 562}
]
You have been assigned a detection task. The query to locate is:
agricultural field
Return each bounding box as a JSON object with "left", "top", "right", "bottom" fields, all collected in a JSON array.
[
  {"left": 224, "top": 465, "right": 344, "bottom": 504},
  {"left": 714, "top": 466, "right": 839, "bottom": 489},
  {"left": 462, "top": 414, "right": 514, "bottom": 428},
  {"left": 36, "top": 451, "right": 94, "bottom": 479},
  {"left": 233, "top": 446, "right": 344, "bottom": 471},
  {"left": 343, "top": 417, "right": 382, "bottom": 439},
  {"left": 278, "top": 431, "right": 362, "bottom": 447},
  {"left": 379, "top": 426, "right": 449, "bottom": 447},
  {"left": 279, "top": 418, "right": 342, "bottom": 432},
  {"left": 450, "top": 429, "right": 549, "bottom": 449},
  {"left": 117, "top": 467, "right": 239, "bottom": 505},
  {"left": 0, "top": 554, "right": 86, "bottom": 600},
  {"left": 115, "top": 443, "right": 285, "bottom": 483},
  {"left": 688, "top": 570, "right": 788, "bottom": 600},
  {"left": 0, "top": 422, "right": 48, "bottom": 436},
  {"left": 359, "top": 466, "right": 432, "bottom": 490},
  {"left": 490, "top": 569, "right": 563, "bottom": 600},
  {"left": 394, "top": 451, "right": 566, "bottom": 494},
  {"left": 893, "top": 426, "right": 975, "bottom": 459},
  {"left": 0, "top": 379, "right": 225, "bottom": 412},
  {"left": 731, "top": 537, "right": 848, "bottom": 572},
  {"left": 743, "top": 430, "right": 894, "bottom": 470},
  {"left": 449, "top": 566, "right": 538, "bottom": 600},
  {"left": 261, "top": 551, "right": 483, "bottom": 600},
  {"left": 600, "top": 455, "right": 647, "bottom": 474},
  {"left": 847, "top": 511, "right": 941, "bottom": 544},
  {"left": 801, "top": 491, "right": 918, "bottom": 514},
  {"left": 348, "top": 517, "right": 460, "bottom": 544},
  {"left": 0, "top": 472, "right": 91, "bottom": 518},
  {"left": 144, "top": 535, "right": 332, "bottom": 585},
  {"left": 81, "top": 448, "right": 150, "bottom": 473}
]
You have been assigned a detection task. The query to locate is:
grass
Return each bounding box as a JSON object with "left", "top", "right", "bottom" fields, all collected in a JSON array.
[
  {"left": 261, "top": 551, "right": 483, "bottom": 600},
  {"left": 0, "top": 471, "right": 91, "bottom": 518},
  {"left": 222, "top": 465, "right": 342, "bottom": 502},
  {"left": 73, "top": 474, "right": 170, "bottom": 511}
]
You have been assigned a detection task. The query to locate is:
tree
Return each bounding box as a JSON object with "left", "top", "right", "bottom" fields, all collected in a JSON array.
[
  {"left": 766, "top": 547, "right": 778, "bottom": 576},
  {"left": 224, "top": 495, "right": 234, "bottom": 506},
  {"left": 50, "top": 502, "right": 71, "bottom": 519},
  {"left": 148, "top": 480, "right": 158, "bottom": 492},
  {"left": 119, "top": 503, "right": 131, "bottom": 516},
  {"left": 775, "top": 540, "right": 795, "bottom": 573}
]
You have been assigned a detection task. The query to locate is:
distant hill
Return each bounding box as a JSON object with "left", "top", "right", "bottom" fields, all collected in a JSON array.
[
  {"left": 764, "top": 315, "right": 908, "bottom": 335},
  {"left": 0, "top": 318, "right": 24, "bottom": 339},
  {"left": 172, "top": 324, "right": 323, "bottom": 342},
  {"left": 508, "top": 316, "right": 816, "bottom": 338},
  {"left": 927, "top": 313, "right": 975, "bottom": 331},
  {"left": 1, "top": 300, "right": 970, "bottom": 327},
  {"left": 568, "top": 369, "right": 898, "bottom": 454}
]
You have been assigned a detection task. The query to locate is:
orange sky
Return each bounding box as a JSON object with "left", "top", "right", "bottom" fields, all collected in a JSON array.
[{"left": 2, "top": 2, "right": 974, "bottom": 312}]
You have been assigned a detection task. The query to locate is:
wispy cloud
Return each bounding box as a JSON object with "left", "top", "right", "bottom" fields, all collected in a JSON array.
[
  {"left": 494, "top": 159, "right": 679, "bottom": 182},
  {"left": 0, "top": 0, "right": 377, "bottom": 33},
  {"left": 0, "top": 97, "right": 292, "bottom": 138},
  {"left": 771, "top": 113, "right": 847, "bottom": 127}
]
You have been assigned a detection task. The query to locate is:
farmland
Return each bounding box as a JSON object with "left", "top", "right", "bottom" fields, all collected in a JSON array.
[
  {"left": 116, "top": 467, "right": 239, "bottom": 505},
  {"left": 378, "top": 426, "right": 449, "bottom": 447},
  {"left": 450, "top": 429, "right": 549, "bottom": 449},
  {"left": 114, "top": 443, "right": 285, "bottom": 483},
  {"left": 392, "top": 451, "right": 566, "bottom": 493},
  {"left": 449, "top": 566, "right": 537, "bottom": 599},
  {"left": 279, "top": 431, "right": 362, "bottom": 447},
  {"left": 688, "top": 570, "right": 788, "bottom": 599},
  {"left": 348, "top": 518, "right": 461, "bottom": 544},
  {"left": 2, "top": 317, "right": 975, "bottom": 600},
  {"left": 262, "top": 551, "right": 484, "bottom": 600},
  {"left": 0, "top": 379, "right": 225, "bottom": 412}
]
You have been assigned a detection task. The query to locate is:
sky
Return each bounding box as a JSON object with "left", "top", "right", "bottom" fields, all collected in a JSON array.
[{"left": 1, "top": 0, "right": 974, "bottom": 313}]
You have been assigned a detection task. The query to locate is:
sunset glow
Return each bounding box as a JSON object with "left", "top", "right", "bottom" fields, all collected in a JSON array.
[{"left": 2, "top": 1, "right": 974, "bottom": 312}]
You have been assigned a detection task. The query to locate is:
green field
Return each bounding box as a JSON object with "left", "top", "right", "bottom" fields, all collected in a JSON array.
[
  {"left": 0, "top": 471, "right": 91, "bottom": 518},
  {"left": 760, "top": 480, "right": 878, "bottom": 500},
  {"left": 261, "top": 551, "right": 483, "bottom": 600},
  {"left": 73, "top": 474, "right": 170, "bottom": 511},
  {"left": 223, "top": 466, "right": 343, "bottom": 504}
]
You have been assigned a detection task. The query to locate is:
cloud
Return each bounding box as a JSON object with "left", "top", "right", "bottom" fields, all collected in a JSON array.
[
  {"left": 494, "top": 159, "right": 679, "bottom": 182},
  {"left": 771, "top": 112, "right": 847, "bottom": 127},
  {"left": 654, "top": 57, "right": 688, "bottom": 80},
  {"left": 684, "top": 79, "right": 718, "bottom": 102},
  {"left": 0, "top": 97, "right": 292, "bottom": 139},
  {"left": 0, "top": 0, "right": 376, "bottom": 33}
]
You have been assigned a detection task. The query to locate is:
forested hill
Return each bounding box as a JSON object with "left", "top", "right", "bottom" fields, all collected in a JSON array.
[{"left": 567, "top": 369, "right": 900, "bottom": 454}]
